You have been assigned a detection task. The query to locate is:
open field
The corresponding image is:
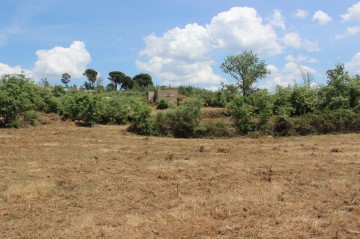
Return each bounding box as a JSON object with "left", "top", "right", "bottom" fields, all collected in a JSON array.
[{"left": 1, "top": 122, "right": 360, "bottom": 238}]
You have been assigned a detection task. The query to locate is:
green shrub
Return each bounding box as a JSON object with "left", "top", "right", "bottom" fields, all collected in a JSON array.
[
  {"left": 0, "top": 74, "right": 57, "bottom": 127},
  {"left": 315, "top": 109, "right": 358, "bottom": 133},
  {"left": 128, "top": 100, "right": 153, "bottom": 135},
  {"left": 152, "top": 97, "right": 203, "bottom": 138},
  {"left": 52, "top": 85, "right": 66, "bottom": 97},
  {"left": 228, "top": 96, "right": 255, "bottom": 134},
  {"left": 60, "top": 93, "right": 104, "bottom": 126},
  {"left": 153, "top": 110, "right": 171, "bottom": 136},
  {"left": 266, "top": 110, "right": 360, "bottom": 136},
  {"left": 22, "top": 110, "right": 40, "bottom": 126},
  {"left": 306, "top": 113, "right": 334, "bottom": 134},
  {"left": 156, "top": 98, "right": 174, "bottom": 110},
  {"left": 170, "top": 97, "right": 203, "bottom": 138},
  {"left": 101, "top": 96, "right": 132, "bottom": 124},
  {"left": 290, "top": 86, "right": 317, "bottom": 116},
  {"left": 194, "top": 121, "right": 229, "bottom": 137},
  {"left": 292, "top": 116, "right": 316, "bottom": 136},
  {"left": 273, "top": 86, "right": 294, "bottom": 117},
  {"left": 272, "top": 116, "right": 294, "bottom": 136}
]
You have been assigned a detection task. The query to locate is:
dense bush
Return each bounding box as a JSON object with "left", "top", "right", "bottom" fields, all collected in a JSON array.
[
  {"left": 153, "top": 97, "right": 203, "bottom": 137},
  {"left": 228, "top": 96, "right": 255, "bottom": 134},
  {"left": 60, "top": 93, "right": 105, "bottom": 126},
  {"left": 265, "top": 109, "right": 360, "bottom": 136},
  {"left": 290, "top": 86, "right": 317, "bottom": 116},
  {"left": 100, "top": 96, "right": 133, "bottom": 124},
  {"left": 194, "top": 121, "right": 230, "bottom": 137},
  {"left": 128, "top": 100, "right": 153, "bottom": 135},
  {"left": 273, "top": 86, "right": 294, "bottom": 117},
  {"left": 0, "top": 74, "right": 58, "bottom": 127}
]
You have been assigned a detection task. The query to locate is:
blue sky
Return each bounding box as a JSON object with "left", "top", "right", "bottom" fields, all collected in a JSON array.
[{"left": 1, "top": 0, "right": 360, "bottom": 90}]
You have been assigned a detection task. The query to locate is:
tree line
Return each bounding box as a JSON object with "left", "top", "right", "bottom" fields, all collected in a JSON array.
[{"left": 56, "top": 69, "right": 154, "bottom": 91}]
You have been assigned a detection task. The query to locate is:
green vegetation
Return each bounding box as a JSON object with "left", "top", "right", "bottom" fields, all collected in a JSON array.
[
  {"left": 221, "top": 50, "right": 270, "bottom": 97},
  {"left": 1, "top": 57, "right": 360, "bottom": 138},
  {"left": 156, "top": 98, "right": 175, "bottom": 110},
  {"left": 153, "top": 97, "right": 203, "bottom": 137},
  {"left": 0, "top": 74, "right": 58, "bottom": 127}
]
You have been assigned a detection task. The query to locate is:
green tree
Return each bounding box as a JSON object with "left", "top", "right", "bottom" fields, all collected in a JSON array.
[
  {"left": 108, "top": 71, "right": 133, "bottom": 90},
  {"left": 273, "top": 86, "right": 294, "bottom": 117},
  {"left": 61, "top": 73, "right": 71, "bottom": 88},
  {"left": 220, "top": 50, "right": 270, "bottom": 97},
  {"left": 133, "top": 73, "right": 153, "bottom": 88},
  {"left": 318, "top": 64, "right": 351, "bottom": 110},
  {"left": 290, "top": 86, "right": 317, "bottom": 116},
  {"left": 40, "top": 77, "right": 50, "bottom": 87},
  {"left": 83, "top": 69, "right": 98, "bottom": 90},
  {"left": 217, "top": 83, "right": 239, "bottom": 107},
  {"left": 349, "top": 75, "right": 360, "bottom": 111}
]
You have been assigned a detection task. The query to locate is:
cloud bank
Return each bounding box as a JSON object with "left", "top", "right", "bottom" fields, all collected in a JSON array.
[
  {"left": 32, "top": 41, "right": 91, "bottom": 79},
  {"left": 137, "top": 7, "right": 284, "bottom": 88},
  {"left": 0, "top": 41, "right": 91, "bottom": 82}
]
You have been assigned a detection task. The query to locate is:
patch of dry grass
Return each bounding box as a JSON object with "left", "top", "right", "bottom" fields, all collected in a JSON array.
[{"left": 0, "top": 122, "right": 359, "bottom": 238}]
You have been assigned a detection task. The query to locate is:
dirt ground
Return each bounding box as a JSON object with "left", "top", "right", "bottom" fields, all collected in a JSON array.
[{"left": 0, "top": 122, "right": 359, "bottom": 238}]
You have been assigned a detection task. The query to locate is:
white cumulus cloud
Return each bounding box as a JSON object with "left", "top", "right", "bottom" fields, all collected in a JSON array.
[
  {"left": 32, "top": 41, "right": 91, "bottom": 80},
  {"left": 335, "top": 26, "right": 360, "bottom": 40},
  {"left": 283, "top": 33, "right": 302, "bottom": 48},
  {"left": 137, "top": 23, "right": 223, "bottom": 87},
  {"left": 270, "top": 9, "right": 286, "bottom": 30},
  {"left": 341, "top": 2, "right": 360, "bottom": 22},
  {"left": 313, "top": 10, "right": 332, "bottom": 25},
  {"left": 346, "top": 52, "right": 360, "bottom": 74},
  {"left": 137, "top": 58, "right": 224, "bottom": 87},
  {"left": 303, "top": 39, "right": 320, "bottom": 52},
  {"left": 139, "top": 24, "right": 210, "bottom": 61},
  {"left": 0, "top": 63, "right": 30, "bottom": 76},
  {"left": 208, "top": 7, "right": 282, "bottom": 56},
  {"left": 294, "top": 9, "right": 308, "bottom": 19},
  {"left": 137, "top": 7, "right": 283, "bottom": 87},
  {"left": 260, "top": 62, "right": 317, "bottom": 90},
  {"left": 283, "top": 33, "right": 320, "bottom": 52},
  {"left": 285, "top": 54, "right": 318, "bottom": 64}
]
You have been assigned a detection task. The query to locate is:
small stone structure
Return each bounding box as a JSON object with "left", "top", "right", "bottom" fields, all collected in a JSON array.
[{"left": 148, "top": 89, "right": 178, "bottom": 105}]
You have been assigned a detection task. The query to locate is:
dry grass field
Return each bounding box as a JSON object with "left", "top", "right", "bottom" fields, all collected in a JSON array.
[{"left": 1, "top": 121, "right": 360, "bottom": 238}]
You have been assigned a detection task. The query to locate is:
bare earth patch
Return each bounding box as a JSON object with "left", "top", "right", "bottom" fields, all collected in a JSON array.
[{"left": 0, "top": 123, "right": 359, "bottom": 238}]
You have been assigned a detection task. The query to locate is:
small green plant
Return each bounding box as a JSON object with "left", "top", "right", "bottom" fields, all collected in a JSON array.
[
  {"left": 22, "top": 110, "right": 40, "bottom": 126},
  {"left": 156, "top": 98, "right": 174, "bottom": 110}
]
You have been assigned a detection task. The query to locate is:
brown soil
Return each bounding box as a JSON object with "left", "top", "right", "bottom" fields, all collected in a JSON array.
[{"left": 0, "top": 122, "right": 359, "bottom": 238}]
